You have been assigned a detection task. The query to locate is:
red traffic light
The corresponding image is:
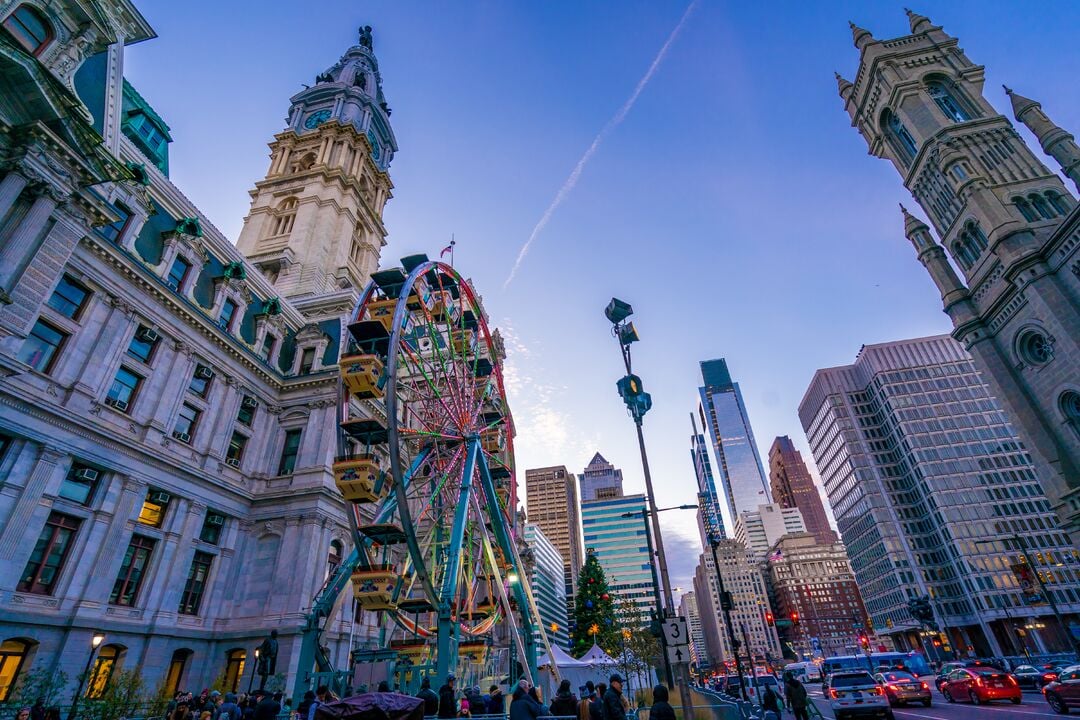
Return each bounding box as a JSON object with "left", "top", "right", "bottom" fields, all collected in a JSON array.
[
  {"left": 791, "top": 612, "right": 799, "bottom": 624},
  {"left": 765, "top": 612, "right": 774, "bottom": 626}
]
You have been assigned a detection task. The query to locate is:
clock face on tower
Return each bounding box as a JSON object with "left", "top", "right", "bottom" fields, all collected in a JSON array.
[{"left": 304, "top": 109, "right": 332, "bottom": 129}]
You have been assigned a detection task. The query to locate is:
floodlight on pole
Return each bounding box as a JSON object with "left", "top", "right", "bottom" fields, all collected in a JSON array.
[{"left": 604, "top": 297, "right": 634, "bottom": 324}]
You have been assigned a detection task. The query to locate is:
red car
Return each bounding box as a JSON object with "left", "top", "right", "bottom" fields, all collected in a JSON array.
[
  {"left": 940, "top": 667, "right": 1022, "bottom": 705},
  {"left": 1041, "top": 664, "right": 1080, "bottom": 714}
]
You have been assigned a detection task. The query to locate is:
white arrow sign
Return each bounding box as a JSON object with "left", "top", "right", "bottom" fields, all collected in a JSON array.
[{"left": 666, "top": 643, "right": 690, "bottom": 665}]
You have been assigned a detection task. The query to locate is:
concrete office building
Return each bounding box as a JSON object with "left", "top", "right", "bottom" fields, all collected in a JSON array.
[
  {"left": 800, "top": 335, "right": 1080, "bottom": 656},
  {"left": 768, "top": 436, "right": 838, "bottom": 544},
  {"left": 578, "top": 452, "right": 623, "bottom": 502},
  {"left": 678, "top": 591, "right": 708, "bottom": 668},
  {"left": 734, "top": 504, "right": 806, "bottom": 561},
  {"left": 524, "top": 524, "right": 570, "bottom": 651},
  {"left": 525, "top": 465, "right": 583, "bottom": 607}
]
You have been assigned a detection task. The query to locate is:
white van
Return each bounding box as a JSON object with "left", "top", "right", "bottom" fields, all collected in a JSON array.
[{"left": 785, "top": 661, "right": 822, "bottom": 682}]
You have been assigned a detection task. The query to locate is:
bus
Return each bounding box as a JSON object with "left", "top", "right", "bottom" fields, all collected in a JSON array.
[{"left": 821, "top": 652, "right": 932, "bottom": 681}]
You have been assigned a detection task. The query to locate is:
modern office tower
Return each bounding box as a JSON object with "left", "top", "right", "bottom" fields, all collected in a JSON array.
[
  {"left": 768, "top": 436, "right": 838, "bottom": 544},
  {"left": 692, "top": 541, "right": 781, "bottom": 667},
  {"left": 765, "top": 533, "right": 870, "bottom": 658},
  {"left": 525, "top": 466, "right": 584, "bottom": 604},
  {"left": 579, "top": 452, "right": 624, "bottom": 502},
  {"left": 692, "top": 413, "right": 727, "bottom": 543},
  {"left": 0, "top": 4, "right": 403, "bottom": 697},
  {"left": 698, "top": 359, "right": 771, "bottom": 528},
  {"left": 800, "top": 335, "right": 1080, "bottom": 657},
  {"left": 734, "top": 503, "right": 806, "bottom": 561},
  {"left": 580, "top": 494, "right": 654, "bottom": 626},
  {"left": 524, "top": 524, "right": 571, "bottom": 650},
  {"left": 679, "top": 591, "right": 709, "bottom": 668},
  {"left": 838, "top": 11, "right": 1080, "bottom": 536}
]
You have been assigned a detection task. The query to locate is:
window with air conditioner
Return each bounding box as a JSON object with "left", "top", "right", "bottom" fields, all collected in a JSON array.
[
  {"left": 105, "top": 367, "right": 141, "bottom": 412},
  {"left": 189, "top": 365, "right": 213, "bottom": 396},
  {"left": 200, "top": 511, "right": 226, "bottom": 544},
  {"left": 237, "top": 396, "right": 257, "bottom": 426},
  {"left": 127, "top": 326, "right": 160, "bottom": 363},
  {"left": 173, "top": 403, "right": 199, "bottom": 443},
  {"left": 59, "top": 464, "right": 100, "bottom": 505},
  {"left": 138, "top": 489, "right": 171, "bottom": 527}
]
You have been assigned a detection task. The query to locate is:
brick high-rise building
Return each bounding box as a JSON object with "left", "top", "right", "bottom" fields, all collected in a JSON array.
[
  {"left": 768, "top": 436, "right": 837, "bottom": 544},
  {"left": 765, "top": 533, "right": 869, "bottom": 658},
  {"left": 525, "top": 465, "right": 583, "bottom": 604}
]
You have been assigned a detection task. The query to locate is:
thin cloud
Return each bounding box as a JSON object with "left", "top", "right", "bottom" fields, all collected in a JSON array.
[{"left": 503, "top": 0, "right": 700, "bottom": 289}]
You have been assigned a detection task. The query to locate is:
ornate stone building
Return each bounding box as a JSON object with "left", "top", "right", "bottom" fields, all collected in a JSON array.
[
  {"left": 0, "top": 0, "right": 397, "bottom": 700},
  {"left": 837, "top": 10, "right": 1080, "bottom": 537}
]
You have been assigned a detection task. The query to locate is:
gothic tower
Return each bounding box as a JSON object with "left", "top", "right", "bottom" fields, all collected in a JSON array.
[
  {"left": 236, "top": 25, "right": 396, "bottom": 319},
  {"left": 839, "top": 11, "right": 1080, "bottom": 536}
]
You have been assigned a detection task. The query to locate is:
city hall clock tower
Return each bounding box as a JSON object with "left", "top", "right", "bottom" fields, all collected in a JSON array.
[{"left": 237, "top": 25, "right": 397, "bottom": 319}]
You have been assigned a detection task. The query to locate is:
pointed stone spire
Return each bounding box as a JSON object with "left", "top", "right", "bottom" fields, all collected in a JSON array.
[
  {"left": 900, "top": 204, "right": 936, "bottom": 253},
  {"left": 1004, "top": 86, "right": 1080, "bottom": 191},
  {"left": 900, "top": 204, "right": 929, "bottom": 236},
  {"left": 849, "top": 21, "right": 874, "bottom": 50},
  {"left": 901, "top": 205, "right": 968, "bottom": 296},
  {"left": 835, "top": 72, "right": 854, "bottom": 99},
  {"left": 904, "top": 8, "right": 932, "bottom": 33}
]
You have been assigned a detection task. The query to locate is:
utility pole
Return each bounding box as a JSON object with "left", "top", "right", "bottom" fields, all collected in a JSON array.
[{"left": 605, "top": 298, "right": 694, "bottom": 713}]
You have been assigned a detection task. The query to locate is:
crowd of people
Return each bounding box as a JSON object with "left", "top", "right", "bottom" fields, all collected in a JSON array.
[{"left": 165, "top": 688, "right": 290, "bottom": 720}]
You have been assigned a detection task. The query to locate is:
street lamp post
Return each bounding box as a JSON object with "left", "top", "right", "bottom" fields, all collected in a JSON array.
[
  {"left": 976, "top": 534, "right": 1080, "bottom": 657},
  {"left": 67, "top": 631, "right": 105, "bottom": 720},
  {"left": 605, "top": 297, "right": 692, "bottom": 711},
  {"left": 248, "top": 648, "right": 260, "bottom": 694},
  {"left": 697, "top": 497, "right": 748, "bottom": 701},
  {"left": 621, "top": 504, "right": 697, "bottom": 689}
]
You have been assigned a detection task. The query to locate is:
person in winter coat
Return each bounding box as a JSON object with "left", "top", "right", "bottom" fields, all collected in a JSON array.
[
  {"left": 783, "top": 673, "right": 809, "bottom": 720},
  {"left": 509, "top": 681, "right": 542, "bottom": 720},
  {"left": 602, "top": 675, "right": 626, "bottom": 720},
  {"left": 466, "top": 687, "right": 485, "bottom": 715},
  {"left": 647, "top": 686, "right": 675, "bottom": 720},
  {"left": 760, "top": 685, "right": 783, "bottom": 715},
  {"left": 437, "top": 676, "right": 457, "bottom": 719},
  {"left": 418, "top": 678, "right": 440, "bottom": 717},
  {"left": 548, "top": 680, "right": 578, "bottom": 718},
  {"left": 216, "top": 693, "right": 242, "bottom": 720},
  {"left": 589, "top": 685, "right": 604, "bottom": 720},
  {"left": 486, "top": 685, "right": 505, "bottom": 715}
]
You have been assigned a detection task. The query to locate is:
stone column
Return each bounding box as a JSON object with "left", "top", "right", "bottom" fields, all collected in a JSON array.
[
  {"left": 142, "top": 498, "right": 199, "bottom": 617},
  {"left": 66, "top": 295, "right": 135, "bottom": 396},
  {"left": 0, "top": 447, "right": 68, "bottom": 567},
  {"left": 0, "top": 171, "right": 28, "bottom": 220},
  {"left": 151, "top": 340, "right": 195, "bottom": 432},
  {"left": 0, "top": 189, "right": 58, "bottom": 299},
  {"left": 75, "top": 475, "right": 146, "bottom": 606}
]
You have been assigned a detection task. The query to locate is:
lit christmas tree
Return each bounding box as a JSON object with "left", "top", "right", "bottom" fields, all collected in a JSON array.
[{"left": 571, "top": 550, "right": 622, "bottom": 656}]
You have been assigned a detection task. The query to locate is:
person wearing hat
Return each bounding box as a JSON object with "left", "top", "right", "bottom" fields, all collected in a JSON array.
[
  {"left": 602, "top": 675, "right": 626, "bottom": 720},
  {"left": 438, "top": 675, "right": 457, "bottom": 719},
  {"left": 486, "top": 684, "right": 505, "bottom": 715},
  {"left": 510, "top": 680, "right": 542, "bottom": 720},
  {"left": 549, "top": 679, "right": 578, "bottom": 718},
  {"left": 647, "top": 686, "right": 674, "bottom": 720},
  {"left": 418, "top": 678, "right": 439, "bottom": 717}
]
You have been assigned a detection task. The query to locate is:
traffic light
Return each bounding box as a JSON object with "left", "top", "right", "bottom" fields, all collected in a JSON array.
[
  {"left": 857, "top": 630, "right": 870, "bottom": 650},
  {"left": 791, "top": 612, "right": 800, "bottom": 625},
  {"left": 765, "top": 612, "right": 774, "bottom": 627}
]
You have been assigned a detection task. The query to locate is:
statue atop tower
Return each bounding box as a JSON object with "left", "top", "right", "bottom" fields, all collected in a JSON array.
[{"left": 236, "top": 26, "right": 398, "bottom": 316}]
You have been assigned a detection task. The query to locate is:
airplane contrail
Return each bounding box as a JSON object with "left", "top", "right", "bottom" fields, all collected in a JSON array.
[{"left": 503, "top": 0, "right": 699, "bottom": 289}]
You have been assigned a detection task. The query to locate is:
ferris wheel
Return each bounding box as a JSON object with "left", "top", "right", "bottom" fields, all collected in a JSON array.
[{"left": 332, "top": 256, "right": 544, "bottom": 683}]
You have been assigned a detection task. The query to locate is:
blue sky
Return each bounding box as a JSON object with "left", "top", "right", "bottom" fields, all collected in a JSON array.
[{"left": 126, "top": 1, "right": 1080, "bottom": 591}]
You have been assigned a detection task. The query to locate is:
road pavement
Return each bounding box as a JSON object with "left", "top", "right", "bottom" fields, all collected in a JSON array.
[{"left": 804, "top": 682, "right": 1059, "bottom": 719}]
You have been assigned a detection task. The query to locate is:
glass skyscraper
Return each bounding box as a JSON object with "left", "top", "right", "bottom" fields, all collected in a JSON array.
[
  {"left": 524, "top": 524, "right": 571, "bottom": 650},
  {"left": 698, "top": 359, "right": 771, "bottom": 528},
  {"left": 691, "top": 411, "right": 727, "bottom": 542},
  {"left": 580, "top": 494, "right": 654, "bottom": 627}
]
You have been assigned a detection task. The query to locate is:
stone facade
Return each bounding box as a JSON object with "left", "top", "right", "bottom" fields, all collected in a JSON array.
[
  {"left": 0, "top": 0, "right": 396, "bottom": 701},
  {"left": 768, "top": 436, "right": 838, "bottom": 545},
  {"left": 838, "top": 10, "right": 1080, "bottom": 538}
]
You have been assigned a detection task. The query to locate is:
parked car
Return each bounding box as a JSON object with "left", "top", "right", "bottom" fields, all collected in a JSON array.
[
  {"left": 1012, "top": 664, "right": 1060, "bottom": 690},
  {"left": 940, "top": 666, "right": 1022, "bottom": 705},
  {"left": 746, "top": 673, "right": 781, "bottom": 704},
  {"left": 1042, "top": 664, "right": 1080, "bottom": 714},
  {"left": 721, "top": 675, "right": 743, "bottom": 698},
  {"left": 934, "top": 662, "right": 969, "bottom": 692},
  {"left": 873, "top": 671, "right": 932, "bottom": 707},
  {"left": 826, "top": 671, "right": 893, "bottom": 720}
]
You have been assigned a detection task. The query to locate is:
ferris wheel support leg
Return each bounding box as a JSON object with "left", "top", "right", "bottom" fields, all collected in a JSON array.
[
  {"left": 475, "top": 455, "right": 538, "bottom": 682},
  {"left": 436, "top": 439, "right": 479, "bottom": 680}
]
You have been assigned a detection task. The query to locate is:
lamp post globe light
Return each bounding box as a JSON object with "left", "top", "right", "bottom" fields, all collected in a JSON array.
[
  {"left": 604, "top": 297, "right": 692, "bottom": 707},
  {"left": 67, "top": 632, "right": 106, "bottom": 720},
  {"left": 249, "top": 647, "right": 260, "bottom": 693}
]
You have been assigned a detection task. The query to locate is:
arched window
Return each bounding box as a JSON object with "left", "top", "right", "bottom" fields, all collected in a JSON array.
[
  {"left": 1013, "top": 196, "right": 1038, "bottom": 222},
  {"left": 327, "top": 539, "right": 343, "bottom": 581},
  {"left": 270, "top": 197, "right": 298, "bottom": 236},
  {"left": 2, "top": 5, "right": 53, "bottom": 56},
  {"left": 966, "top": 222, "right": 988, "bottom": 254},
  {"left": 289, "top": 153, "right": 316, "bottom": 174},
  {"left": 0, "top": 638, "right": 34, "bottom": 701},
  {"left": 86, "top": 644, "right": 124, "bottom": 699},
  {"left": 951, "top": 239, "right": 974, "bottom": 270},
  {"left": 1061, "top": 391, "right": 1080, "bottom": 440},
  {"left": 1029, "top": 194, "right": 1055, "bottom": 220},
  {"left": 1046, "top": 191, "right": 1070, "bottom": 216},
  {"left": 164, "top": 649, "right": 192, "bottom": 696},
  {"left": 883, "top": 110, "right": 918, "bottom": 165},
  {"left": 927, "top": 80, "right": 972, "bottom": 122},
  {"left": 223, "top": 649, "right": 246, "bottom": 693}
]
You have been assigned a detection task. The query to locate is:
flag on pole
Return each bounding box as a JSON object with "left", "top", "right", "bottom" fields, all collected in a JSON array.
[{"left": 440, "top": 240, "right": 456, "bottom": 258}]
